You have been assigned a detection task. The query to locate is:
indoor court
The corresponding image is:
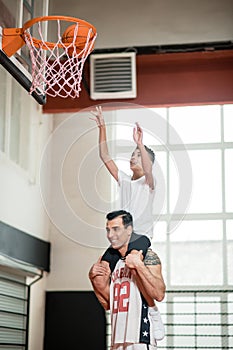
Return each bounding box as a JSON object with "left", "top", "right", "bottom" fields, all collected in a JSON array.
[{"left": 0, "top": 1, "right": 233, "bottom": 349}]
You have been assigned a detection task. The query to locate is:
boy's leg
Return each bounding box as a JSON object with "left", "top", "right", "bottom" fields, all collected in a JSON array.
[
  {"left": 101, "top": 246, "right": 121, "bottom": 272},
  {"left": 127, "top": 235, "right": 151, "bottom": 258},
  {"left": 149, "top": 304, "right": 165, "bottom": 341},
  {"left": 101, "top": 234, "right": 151, "bottom": 271}
]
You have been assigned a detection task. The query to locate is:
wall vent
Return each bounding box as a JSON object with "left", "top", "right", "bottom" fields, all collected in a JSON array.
[{"left": 90, "top": 52, "right": 137, "bottom": 100}]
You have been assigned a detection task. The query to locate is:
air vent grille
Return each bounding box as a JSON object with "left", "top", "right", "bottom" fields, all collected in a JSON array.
[{"left": 90, "top": 52, "right": 137, "bottom": 99}]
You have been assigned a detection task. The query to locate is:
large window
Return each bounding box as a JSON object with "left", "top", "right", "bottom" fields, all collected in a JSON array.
[
  {"left": 0, "top": 65, "right": 31, "bottom": 171},
  {"left": 113, "top": 104, "right": 233, "bottom": 287},
  {"left": 108, "top": 104, "right": 233, "bottom": 349},
  {"left": 0, "top": 0, "right": 49, "bottom": 172}
]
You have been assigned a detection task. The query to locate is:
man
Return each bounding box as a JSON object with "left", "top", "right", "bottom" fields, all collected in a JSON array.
[{"left": 89, "top": 210, "right": 166, "bottom": 350}]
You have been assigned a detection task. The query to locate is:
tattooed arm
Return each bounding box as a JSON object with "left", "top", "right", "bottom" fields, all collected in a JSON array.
[{"left": 125, "top": 249, "right": 166, "bottom": 302}]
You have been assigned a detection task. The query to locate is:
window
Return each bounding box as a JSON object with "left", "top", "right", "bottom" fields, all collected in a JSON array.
[
  {"left": 0, "top": 0, "right": 49, "bottom": 172},
  {"left": 112, "top": 104, "right": 233, "bottom": 286},
  {"left": 109, "top": 104, "right": 233, "bottom": 350},
  {"left": 0, "top": 0, "right": 21, "bottom": 28},
  {"left": 0, "top": 65, "right": 31, "bottom": 171}
]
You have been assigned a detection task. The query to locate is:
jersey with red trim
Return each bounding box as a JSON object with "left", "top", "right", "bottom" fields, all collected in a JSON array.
[{"left": 110, "top": 258, "right": 156, "bottom": 347}]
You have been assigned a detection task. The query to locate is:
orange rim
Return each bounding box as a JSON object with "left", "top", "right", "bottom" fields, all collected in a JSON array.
[
  {"left": 2, "top": 16, "right": 97, "bottom": 56},
  {"left": 22, "top": 15, "right": 97, "bottom": 50}
]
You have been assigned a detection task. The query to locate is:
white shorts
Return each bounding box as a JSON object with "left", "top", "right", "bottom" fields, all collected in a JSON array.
[{"left": 111, "top": 344, "right": 157, "bottom": 350}]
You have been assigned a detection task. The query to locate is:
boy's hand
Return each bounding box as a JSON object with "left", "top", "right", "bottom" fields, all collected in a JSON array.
[
  {"left": 90, "top": 106, "right": 105, "bottom": 127},
  {"left": 125, "top": 249, "right": 144, "bottom": 269},
  {"left": 89, "top": 256, "right": 111, "bottom": 280},
  {"left": 133, "top": 122, "right": 143, "bottom": 145}
]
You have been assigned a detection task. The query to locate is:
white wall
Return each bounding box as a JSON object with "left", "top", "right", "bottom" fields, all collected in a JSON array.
[
  {"left": 49, "top": 0, "right": 233, "bottom": 48},
  {"left": 44, "top": 110, "right": 113, "bottom": 291},
  {"left": 0, "top": 91, "right": 53, "bottom": 350}
]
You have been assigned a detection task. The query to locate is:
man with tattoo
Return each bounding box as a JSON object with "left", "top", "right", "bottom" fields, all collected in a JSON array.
[{"left": 89, "top": 210, "right": 166, "bottom": 350}]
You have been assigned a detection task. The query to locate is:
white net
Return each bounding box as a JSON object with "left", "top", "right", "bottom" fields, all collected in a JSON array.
[{"left": 23, "top": 19, "right": 97, "bottom": 98}]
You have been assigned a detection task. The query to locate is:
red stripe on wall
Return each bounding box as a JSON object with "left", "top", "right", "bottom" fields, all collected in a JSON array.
[{"left": 43, "top": 49, "right": 233, "bottom": 113}]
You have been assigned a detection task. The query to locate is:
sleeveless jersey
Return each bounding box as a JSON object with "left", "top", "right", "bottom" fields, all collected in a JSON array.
[{"left": 110, "top": 258, "right": 157, "bottom": 347}]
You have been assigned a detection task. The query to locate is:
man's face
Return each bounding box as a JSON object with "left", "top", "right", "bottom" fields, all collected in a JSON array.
[
  {"left": 106, "top": 216, "right": 132, "bottom": 250},
  {"left": 130, "top": 148, "right": 142, "bottom": 171}
]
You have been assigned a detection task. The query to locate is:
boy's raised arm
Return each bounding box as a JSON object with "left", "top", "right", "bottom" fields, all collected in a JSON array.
[
  {"left": 90, "top": 106, "right": 119, "bottom": 181},
  {"left": 133, "top": 122, "right": 155, "bottom": 190}
]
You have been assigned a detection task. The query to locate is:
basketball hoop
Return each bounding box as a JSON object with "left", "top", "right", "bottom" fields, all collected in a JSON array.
[{"left": 2, "top": 16, "right": 97, "bottom": 99}]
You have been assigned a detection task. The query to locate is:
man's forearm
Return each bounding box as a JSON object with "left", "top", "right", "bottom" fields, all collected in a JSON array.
[
  {"left": 126, "top": 251, "right": 166, "bottom": 302},
  {"left": 88, "top": 260, "right": 111, "bottom": 309},
  {"left": 89, "top": 274, "right": 110, "bottom": 309},
  {"left": 135, "top": 263, "right": 165, "bottom": 302},
  {"left": 91, "top": 280, "right": 110, "bottom": 309}
]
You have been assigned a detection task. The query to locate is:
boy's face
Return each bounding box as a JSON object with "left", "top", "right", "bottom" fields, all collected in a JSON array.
[{"left": 130, "top": 148, "right": 142, "bottom": 171}]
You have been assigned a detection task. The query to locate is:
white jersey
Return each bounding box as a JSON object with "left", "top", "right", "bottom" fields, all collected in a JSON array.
[
  {"left": 110, "top": 259, "right": 157, "bottom": 348},
  {"left": 118, "top": 170, "right": 155, "bottom": 239}
]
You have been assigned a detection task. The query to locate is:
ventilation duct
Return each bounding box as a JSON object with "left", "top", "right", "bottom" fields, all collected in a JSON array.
[{"left": 90, "top": 52, "right": 137, "bottom": 100}]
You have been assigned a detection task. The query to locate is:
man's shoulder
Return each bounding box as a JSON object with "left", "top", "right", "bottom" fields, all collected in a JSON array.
[{"left": 144, "top": 248, "right": 161, "bottom": 266}]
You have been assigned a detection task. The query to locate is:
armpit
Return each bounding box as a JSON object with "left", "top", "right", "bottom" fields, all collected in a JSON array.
[{"left": 144, "top": 249, "right": 161, "bottom": 266}]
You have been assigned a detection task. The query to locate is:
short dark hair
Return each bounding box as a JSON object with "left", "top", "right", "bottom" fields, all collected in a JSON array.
[
  {"left": 144, "top": 145, "right": 155, "bottom": 163},
  {"left": 136, "top": 145, "right": 155, "bottom": 164},
  {"left": 106, "top": 210, "right": 133, "bottom": 228}
]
